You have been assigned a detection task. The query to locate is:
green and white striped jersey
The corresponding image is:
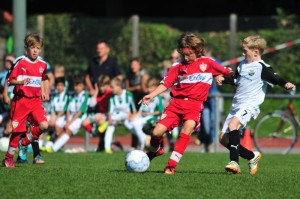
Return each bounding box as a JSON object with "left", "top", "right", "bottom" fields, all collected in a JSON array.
[
  {"left": 139, "top": 95, "right": 163, "bottom": 123},
  {"left": 67, "top": 90, "right": 89, "bottom": 118},
  {"left": 108, "top": 89, "right": 136, "bottom": 114},
  {"left": 50, "top": 91, "right": 69, "bottom": 114}
]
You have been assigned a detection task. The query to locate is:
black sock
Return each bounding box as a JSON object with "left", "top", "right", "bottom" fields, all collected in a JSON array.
[
  {"left": 31, "top": 139, "right": 40, "bottom": 158},
  {"left": 229, "top": 130, "right": 240, "bottom": 163},
  {"left": 225, "top": 144, "right": 254, "bottom": 160}
]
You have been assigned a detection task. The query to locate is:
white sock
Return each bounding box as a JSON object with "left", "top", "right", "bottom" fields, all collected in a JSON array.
[
  {"left": 105, "top": 126, "right": 115, "bottom": 150},
  {"left": 45, "top": 141, "right": 54, "bottom": 148},
  {"left": 52, "top": 134, "right": 70, "bottom": 152},
  {"left": 39, "top": 139, "right": 44, "bottom": 148}
]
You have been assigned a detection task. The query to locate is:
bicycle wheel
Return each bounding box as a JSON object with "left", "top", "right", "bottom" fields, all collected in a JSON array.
[{"left": 253, "top": 111, "right": 298, "bottom": 154}]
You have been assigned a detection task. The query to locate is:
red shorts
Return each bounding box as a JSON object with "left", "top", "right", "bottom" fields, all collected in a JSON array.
[
  {"left": 10, "top": 96, "right": 47, "bottom": 132},
  {"left": 158, "top": 98, "right": 204, "bottom": 132}
]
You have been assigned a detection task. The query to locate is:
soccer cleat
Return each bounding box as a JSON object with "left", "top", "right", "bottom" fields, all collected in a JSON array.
[
  {"left": 2, "top": 158, "right": 15, "bottom": 168},
  {"left": 164, "top": 166, "right": 175, "bottom": 175},
  {"left": 225, "top": 161, "right": 241, "bottom": 174},
  {"left": 18, "top": 139, "right": 28, "bottom": 163},
  {"left": 105, "top": 149, "right": 113, "bottom": 154},
  {"left": 248, "top": 151, "right": 262, "bottom": 174},
  {"left": 147, "top": 147, "right": 164, "bottom": 161},
  {"left": 16, "top": 156, "right": 28, "bottom": 164},
  {"left": 33, "top": 155, "right": 45, "bottom": 164},
  {"left": 98, "top": 122, "right": 108, "bottom": 134}
]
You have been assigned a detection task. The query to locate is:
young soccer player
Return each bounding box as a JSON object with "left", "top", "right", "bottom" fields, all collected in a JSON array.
[
  {"left": 2, "top": 32, "right": 49, "bottom": 168},
  {"left": 42, "top": 77, "right": 69, "bottom": 152},
  {"left": 130, "top": 78, "right": 163, "bottom": 150},
  {"left": 139, "top": 32, "right": 233, "bottom": 174},
  {"left": 49, "top": 75, "right": 89, "bottom": 152},
  {"left": 105, "top": 77, "right": 137, "bottom": 154},
  {"left": 216, "top": 35, "right": 295, "bottom": 174},
  {"left": 82, "top": 75, "right": 113, "bottom": 152}
]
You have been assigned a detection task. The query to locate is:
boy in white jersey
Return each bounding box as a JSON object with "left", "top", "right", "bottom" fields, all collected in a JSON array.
[
  {"left": 49, "top": 75, "right": 89, "bottom": 152},
  {"left": 42, "top": 77, "right": 69, "bottom": 151},
  {"left": 130, "top": 78, "right": 163, "bottom": 150},
  {"left": 105, "top": 77, "right": 137, "bottom": 154},
  {"left": 217, "top": 35, "right": 295, "bottom": 174}
]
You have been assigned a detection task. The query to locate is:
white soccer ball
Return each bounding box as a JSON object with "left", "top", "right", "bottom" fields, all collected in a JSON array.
[
  {"left": 0, "top": 137, "right": 9, "bottom": 152},
  {"left": 125, "top": 150, "right": 150, "bottom": 173}
]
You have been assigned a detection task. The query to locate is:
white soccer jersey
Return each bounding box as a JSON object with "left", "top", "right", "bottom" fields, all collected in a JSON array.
[
  {"left": 232, "top": 60, "right": 269, "bottom": 108},
  {"left": 50, "top": 91, "right": 68, "bottom": 113},
  {"left": 108, "top": 89, "right": 137, "bottom": 115}
]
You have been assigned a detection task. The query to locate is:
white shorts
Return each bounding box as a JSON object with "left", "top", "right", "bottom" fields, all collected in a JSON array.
[
  {"left": 56, "top": 115, "right": 86, "bottom": 135},
  {"left": 222, "top": 105, "right": 260, "bottom": 134}
]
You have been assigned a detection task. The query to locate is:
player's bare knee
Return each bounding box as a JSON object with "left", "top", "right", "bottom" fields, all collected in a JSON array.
[
  {"left": 219, "top": 133, "right": 229, "bottom": 146},
  {"left": 39, "top": 121, "right": 48, "bottom": 131}
]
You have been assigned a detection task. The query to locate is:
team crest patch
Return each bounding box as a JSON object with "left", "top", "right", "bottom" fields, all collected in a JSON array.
[
  {"left": 248, "top": 70, "right": 255, "bottom": 76},
  {"left": 200, "top": 63, "right": 207, "bottom": 72},
  {"left": 12, "top": 120, "right": 19, "bottom": 128},
  {"left": 161, "top": 113, "right": 167, "bottom": 120},
  {"left": 39, "top": 67, "right": 44, "bottom": 74}
]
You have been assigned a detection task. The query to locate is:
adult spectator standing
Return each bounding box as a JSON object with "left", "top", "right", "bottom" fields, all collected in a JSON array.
[
  {"left": 125, "top": 57, "right": 149, "bottom": 150},
  {"left": 197, "top": 46, "right": 222, "bottom": 153},
  {"left": 85, "top": 41, "right": 123, "bottom": 95}
]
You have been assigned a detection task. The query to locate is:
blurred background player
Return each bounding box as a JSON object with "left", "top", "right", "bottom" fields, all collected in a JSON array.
[
  {"left": 82, "top": 75, "right": 113, "bottom": 152},
  {"left": 105, "top": 77, "right": 137, "bottom": 154}
]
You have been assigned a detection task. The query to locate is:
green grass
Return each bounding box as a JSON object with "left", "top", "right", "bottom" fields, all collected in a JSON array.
[{"left": 0, "top": 151, "right": 300, "bottom": 199}]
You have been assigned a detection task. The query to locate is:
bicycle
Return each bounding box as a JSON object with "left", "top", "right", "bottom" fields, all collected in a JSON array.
[{"left": 253, "top": 94, "right": 300, "bottom": 154}]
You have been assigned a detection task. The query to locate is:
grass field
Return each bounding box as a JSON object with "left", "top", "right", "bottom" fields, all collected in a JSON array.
[{"left": 0, "top": 151, "right": 299, "bottom": 199}]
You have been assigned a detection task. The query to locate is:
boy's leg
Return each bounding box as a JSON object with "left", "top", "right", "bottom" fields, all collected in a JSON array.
[
  {"left": 3, "top": 132, "right": 24, "bottom": 168},
  {"left": 104, "top": 125, "right": 115, "bottom": 154},
  {"left": 164, "top": 132, "right": 190, "bottom": 174}
]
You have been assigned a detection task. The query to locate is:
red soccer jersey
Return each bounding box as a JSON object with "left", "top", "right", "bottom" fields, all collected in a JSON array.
[
  {"left": 8, "top": 56, "right": 47, "bottom": 97},
  {"left": 96, "top": 87, "right": 113, "bottom": 113},
  {"left": 161, "top": 56, "right": 232, "bottom": 101}
]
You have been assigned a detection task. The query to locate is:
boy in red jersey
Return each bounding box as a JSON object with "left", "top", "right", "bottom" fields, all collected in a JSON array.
[
  {"left": 82, "top": 75, "right": 113, "bottom": 151},
  {"left": 2, "top": 33, "right": 49, "bottom": 168},
  {"left": 139, "top": 32, "right": 233, "bottom": 174}
]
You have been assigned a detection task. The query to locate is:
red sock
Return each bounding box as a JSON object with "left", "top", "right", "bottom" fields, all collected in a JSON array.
[
  {"left": 83, "top": 124, "right": 92, "bottom": 133},
  {"left": 5, "top": 133, "right": 21, "bottom": 159},
  {"left": 166, "top": 132, "right": 190, "bottom": 168},
  {"left": 149, "top": 135, "right": 163, "bottom": 152},
  {"left": 31, "top": 126, "right": 41, "bottom": 139}
]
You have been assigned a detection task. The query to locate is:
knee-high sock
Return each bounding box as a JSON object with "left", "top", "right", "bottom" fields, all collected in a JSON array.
[
  {"left": 166, "top": 132, "right": 190, "bottom": 168},
  {"left": 132, "top": 123, "right": 146, "bottom": 149},
  {"left": 149, "top": 135, "right": 163, "bottom": 152},
  {"left": 229, "top": 130, "right": 240, "bottom": 163},
  {"left": 105, "top": 126, "right": 115, "bottom": 150},
  {"left": 5, "top": 133, "right": 23, "bottom": 159},
  {"left": 52, "top": 133, "right": 70, "bottom": 152},
  {"left": 31, "top": 139, "right": 40, "bottom": 158},
  {"left": 225, "top": 143, "right": 254, "bottom": 160}
]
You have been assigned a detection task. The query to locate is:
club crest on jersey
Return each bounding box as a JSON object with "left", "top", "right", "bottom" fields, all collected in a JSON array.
[
  {"left": 12, "top": 120, "right": 19, "bottom": 129},
  {"left": 248, "top": 70, "right": 255, "bottom": 76},
  {"left": 39, "top": 67, "right": 44, "bottom": 74},
  {"left": 200, "top": 63, "right": 207, "bottom": 72}
]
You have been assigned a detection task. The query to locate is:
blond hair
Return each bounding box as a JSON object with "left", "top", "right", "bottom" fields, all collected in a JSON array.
[
  {"left": 54, "top": 64, "right": 65, "bottom": 73},
  {"left": 241, "top": 35, "right": 266, "bottom": 54},
  {"left": 24, "top": 32, "right": 43, "bottom": 48}
]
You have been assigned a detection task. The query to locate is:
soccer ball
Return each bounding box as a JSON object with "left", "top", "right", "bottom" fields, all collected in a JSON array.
[
  {"left": 125, "top": 150, "right": 150, "bottom": 173},
  {"left": 0, "top": 137, "right": 9, "bottom": 152}
]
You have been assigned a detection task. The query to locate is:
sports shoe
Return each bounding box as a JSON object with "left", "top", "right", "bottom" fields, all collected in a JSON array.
[
  {"left": 18, "top": 138, "right": 28, "bottom": 163},
  {"left": 105, "top": 149, "right": 113, "bottom": 154},
  {"left": 225, "top": 161, "right": 241, "bottom": 174},
  {"left": 248, "top": 151, "right": 262, "bottom": 174},
  {"left": 2, "top": 158, "right": 15, "bottom": 168},
  {"left": 164, "top": 166, "right": 175, "bottom": 175},
  {"left": 16, "top": 156, "right": 28, "bottom": 164},
  {"left": 147, "top": 147, "right": 164, "bottom": 161},
  {"left": 33, "top": 155, "right": 45, "bottom": 164},
  {"left": 98, "top": 122, "right": 108, "bottom": 134}
]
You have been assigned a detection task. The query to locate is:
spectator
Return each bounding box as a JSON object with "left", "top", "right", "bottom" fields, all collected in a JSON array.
[
  {"left": 49, "top": 75, "right": 89, "bottom": 152},
  {"left": 105, "top": 77, "right": 137, "bottom": 154},
  {"left": 196, "top": 46, "right": 222, "bottom": 153},
  {"left": 130, "top": 77, "right": 163, "bottom": 150},
  {"left": 85, "top": 40, "right": 123, "bottom": 95},
  {"left": 125, "top": 57, "right": 149, "bottom": 149},
  {"left": 82, "top": 75, "right": 113, "bottom": 152}
]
